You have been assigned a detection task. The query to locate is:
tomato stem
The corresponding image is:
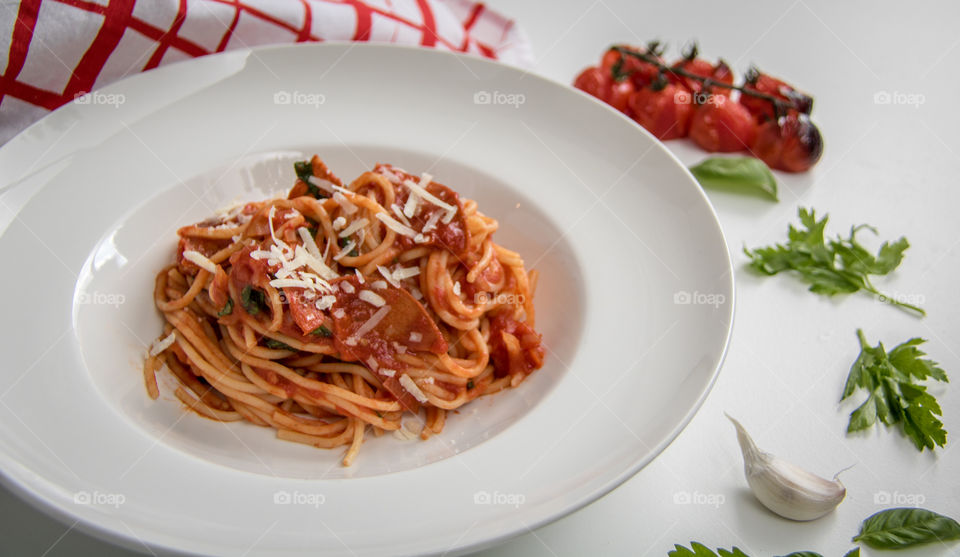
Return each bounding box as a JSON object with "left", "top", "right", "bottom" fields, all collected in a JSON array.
[{"left": 612, "top": 46, "right": 799, "bottom": 115}]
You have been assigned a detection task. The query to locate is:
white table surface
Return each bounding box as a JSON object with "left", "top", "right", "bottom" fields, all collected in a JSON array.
[{"left": 2, "top": 1, "right": 959, "bottom": 555}]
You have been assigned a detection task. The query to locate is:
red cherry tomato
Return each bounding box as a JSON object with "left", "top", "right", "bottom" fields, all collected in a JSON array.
[
  {"left": 741, "top": 68, "right": 813, "bottom": 122},
  {"left": 573, "top": 66, "right": 611, "bottom": 103},
  {"left": 688, "top": 95, "right": 757, "bottom": 152},
  {"left": 607, "top": 79, "right": 635, "bottom": 113},
  {"left": 751, "top": 114, "right": 823, "bottom": 172},
  {"left": 628, "top": 83, "right": 693, "bottom": 140}
]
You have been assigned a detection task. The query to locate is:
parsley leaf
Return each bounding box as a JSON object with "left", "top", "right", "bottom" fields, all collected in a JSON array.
[
  {"left": 217, "top": 298, "right": 233, "bottom": 317},
  {"left": 744, "top": 208, "right": 924, "bottom": 316},
  {"left": 842, "top": 329, "right": 948, "bottom": 451},
  {"left": 309, "top": 324, "right": 332, "bottom": 337}
]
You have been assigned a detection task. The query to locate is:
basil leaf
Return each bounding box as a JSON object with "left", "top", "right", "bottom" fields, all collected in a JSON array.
[
  {"left": 264, "top": 338, "right": 294, "bottom": 350},
  {"left": 842, "top": 549, "right": 859, "bottom": 557},
  {"left": 240, "top": 285, "right": 266, "bottom": 316},
  {"left": 217, "top": 298, "right": 233, "bottom": 317},
  {"left": 294, "top": 160, "right": 313, "bottom": 183},
  {"left": 853, "top": 508, "right": 960, "bottom": 548},
  {"left": 310, "top": 325, "right": 332, "bottom": 337},
  {"left": 776, "top": 553, "right": 822, "bottom": 557},
  {"left": 689, "top": 157, "right": 778, "bottom": 201}
]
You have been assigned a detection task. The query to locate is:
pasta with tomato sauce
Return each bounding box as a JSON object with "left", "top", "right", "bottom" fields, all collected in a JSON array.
[{"left": 143, "top": 156, "right": 544, "bottom": 465}]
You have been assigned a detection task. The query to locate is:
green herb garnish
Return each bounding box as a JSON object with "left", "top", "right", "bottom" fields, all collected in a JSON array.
[
  {"left": 264, "top": 338, "right": 294, "bottom": 350},
  {"left": 854, "top": 508, "right": 960, "bottom": 548},
  {"left": 310, "top": 324, "right": 332, "bottom": 337},
  {"left": 843, "top": 329, "right": 948, "bottom": 451},
  {"left": 240, "top": 285, "right": 266, "bottom": 316},
  {"left": 217, "top": 298, "right": 233, "bottom": 317},
  {"left": 466, "top": 380, "right": 475, "bottom": 390},
  {"left": 689, "top": 157, "right": 778, "bottom": 202},
  {"left": 668, "top": 543, "right": 751, "bottom": 557},
  {"left": 295, "top": 160, "right": 326, "bottom": 198},
  {"left": 744, "top": 207, "right": 923, "bottom": 315}
]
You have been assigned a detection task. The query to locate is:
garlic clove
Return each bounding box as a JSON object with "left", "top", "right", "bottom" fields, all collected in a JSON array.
[{"left": 727, "top": 414, "right": 846, "bottom": 521}]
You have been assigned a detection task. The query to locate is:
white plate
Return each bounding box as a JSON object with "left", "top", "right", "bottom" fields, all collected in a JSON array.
[{"left": 0, "top": 44, "right": 733, "bottom": 556}]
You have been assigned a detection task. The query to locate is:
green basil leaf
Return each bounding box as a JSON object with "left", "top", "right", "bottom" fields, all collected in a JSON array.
[
  {"left": 217, "top": 298, "right": 233, "bottom": 317},
  {"left": 853, "top": 507, "right": 960, "bottom": 548},
  {"left": 689, "top": 157, "right": 778, "bottom": 201},
  {"left": 841, "top": 550, "right": 859, "bottom": 557},
  {"left": 240, "top": 285, "right": 265, "bottom": 316},
  {"left": 264, "top": 338, "right": 294, "bottom": 351},
  {"left": 776, "top": 553, "right": 823, "bottom": 557},
  {"left": 310, "top": 324, "right": 332, "bottom": 337}
]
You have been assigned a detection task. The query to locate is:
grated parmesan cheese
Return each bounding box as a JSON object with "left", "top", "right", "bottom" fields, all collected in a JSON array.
[
  {"left": 376, "top": 212, "right": 418, "bottom": 239},
  {"left": 409, "top": 331, "right": 422, "bottom": 343},
  {"left": 402, "top": 178, "right": 454, "bottom": 212},
  {"left": 399, "top": 374, "right": 429, "bottom": 403},
  {"left": 358, "top": 290, "right": 386, "bottom": 307},
  {"left": 393, "top": 266, "right": 420, "bottom": 280},
  {"left": 365, "top": 356, "right": 379, "bottom": 371},
  {"left": 421, "top": 210, "right": 441, "bottom": 233},
  {"left": 307, "top": 175, "right": 334, "bottom": 195},
  {"left": 149, "top": 332, "right": 176, "bottom": 356},
  {"left": 338, "top": 218, "right": 368, "bottom": 238},
  {"left": 341, "top": 281, "right": 356, "bottom": 294},
  {"left": 333, "top": 191, "right": 358, "bottom": 214},
  {"left": 377, "top": 265, "right": 400, "bottom": 288},
  {"left": 333, "top": 308, "right": 346, "bottom": 319},
  {"left": 333, "top": 240, "right": 356, "bottom": 261},
  {"left": 351, "top": 305, "right": 390, "bottom": 340},
  {"left": 332, "top": 216, "right": 347, "bottom": 230},
  {"left": 381, "top": 368, "right": 396, "bottom": 377},
  {"left": 371, "top": 280, "right": 387, "bottom": 290},
  {"left": 452, "top": 281, "right": 461, "bottom": 296},
  {"left": 182, "top": 250, "right": 217, "bottom": 274}
]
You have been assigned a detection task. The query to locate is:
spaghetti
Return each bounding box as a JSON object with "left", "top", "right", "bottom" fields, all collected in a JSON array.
[{"left": 143, "top": 156, "right": 544, "bottom": 465}]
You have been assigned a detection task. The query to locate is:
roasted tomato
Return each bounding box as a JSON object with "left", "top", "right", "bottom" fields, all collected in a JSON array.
[
  {"left": 688, "top": 95, "right": 757, "bottom": 152},
  {"left": 751, "top": 114, "right": 823, "bottom": 172},
  {"left": 741, "top": 67, "right": 814, "bottom": 122},
  {"left": 628, "top": 82, "right": 694, "bottom": 140}
]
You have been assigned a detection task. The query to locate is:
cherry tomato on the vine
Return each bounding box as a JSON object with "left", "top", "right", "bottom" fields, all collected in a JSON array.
[
  {"left": 688, "top": 95, "right": 757, "bottom": 152},
  {"left": 628, "top": 83, "right": 693, "bottom": 140},
  {"left": 741, "top": 68, "right": 813, "bottom": 122},
  {"left": 751, "top": 114, "right": 823, "bottom": 172},
  {"left": 573, "top": 66, "right": 611, "bottom": 103}
]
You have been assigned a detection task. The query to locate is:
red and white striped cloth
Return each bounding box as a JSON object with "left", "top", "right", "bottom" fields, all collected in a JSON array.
[{"left": 0, "top": 0, "right": 531, "bottom": 144}]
